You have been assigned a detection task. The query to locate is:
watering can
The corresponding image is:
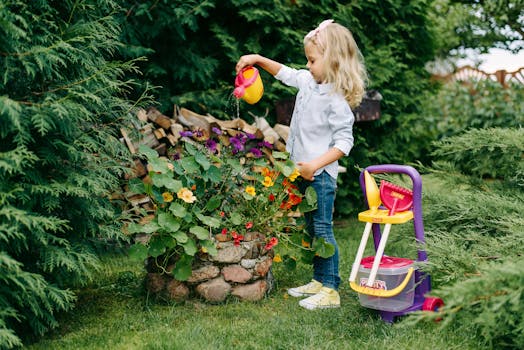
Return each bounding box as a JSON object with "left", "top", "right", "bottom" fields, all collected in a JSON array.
[{"left": 233, "top": 66, "right": 264, "bottom": 104}]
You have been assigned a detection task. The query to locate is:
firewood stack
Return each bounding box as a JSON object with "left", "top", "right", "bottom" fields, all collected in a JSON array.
[{"left": 119, "top": 106, "right": 291, "bottom": 215}]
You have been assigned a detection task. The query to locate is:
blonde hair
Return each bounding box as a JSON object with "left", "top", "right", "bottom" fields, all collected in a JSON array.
[{"left": 304, "top": 22, "right": 368, "bottom": 108}]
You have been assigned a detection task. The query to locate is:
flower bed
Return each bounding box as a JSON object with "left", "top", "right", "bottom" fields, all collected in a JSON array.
[{"left": 123, "top": 107, "right": 334, "bottom": 302}]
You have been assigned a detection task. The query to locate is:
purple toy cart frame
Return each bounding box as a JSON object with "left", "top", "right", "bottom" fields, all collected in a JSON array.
[{"left": 358, "top": 164, "right": 441, "bottom": 322}]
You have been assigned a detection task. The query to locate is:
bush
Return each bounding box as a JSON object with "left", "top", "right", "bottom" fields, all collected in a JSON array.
[{"left": 0, "top": 1, "right": 149, "bottom": 347}]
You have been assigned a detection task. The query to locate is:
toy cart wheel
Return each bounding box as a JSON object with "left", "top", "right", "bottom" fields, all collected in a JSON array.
[{"left": 422, "top": 297, "right": 444, "bottom": 312}]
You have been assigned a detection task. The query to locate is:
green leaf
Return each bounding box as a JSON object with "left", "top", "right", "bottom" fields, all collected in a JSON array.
[
  {"left": 195, "top": 152, "right": 211, "bottom": 170},
  {"left": 157, "top": 212, "right": 181, "bottom": 231},
  {"left": 180, "top": 156, "right": 200, "bottom": 173},
  {"left": 173, "top": 254, "right": 193, "bottom": 281},
  {"left": 148, "top": 157, "right": 171, "bottom": 173},
  {"left": 189, "top": 225, "right": 209, "bottom": 240},
  {"left": 200, "top": 239, "right": 218, "bottom": 256},
  {"left": 205, "top": 196, "right": 221, "bottom": 211},
  {"left": 313, "top": 238, "right": 335, "bottom": 258},
  {"left": 152, "top": 174, "right": 182, "bottom": 192},
  {"left": 141, "top": 221, "right": 161, "bottom": 234},
  {"left": 206, "top": 165, "right": 222, "bottom": 182},
  {"left": 181, "top": 238, "right": 197, "bottom": 256},
  {"left": 148, "top": 238, "right": 167, "bottom": 257},
  {"left": 128, "top": 177, "right": 145, "bottom": 194},
  {"left": 272, "top": 151, "right": 289, "bottom": 160},
  {"left": 196, "top": 213, "right": 221, "bottom": 228},
  {"left": 169, "top": 202, "right": 188, "bottom": 218},
  {"left": 282, "top": 254, "right": 297, "bottom": 270},
  {"left": 128, "top": 244, "right": 148, "bottom": 261},
  {"left": 230, "top": 212, "right": 242, "bottom": 225},
  {"left": 171, "top": 230, "right": 188, "bottom": 243},
  {"left": 138, "top": 145, "right": 158, "bottom": 160}
]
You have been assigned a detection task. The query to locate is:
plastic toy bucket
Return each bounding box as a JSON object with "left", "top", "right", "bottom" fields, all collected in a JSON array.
[{"left": 233, "top": 66, "right": 264, "bottom": 104}]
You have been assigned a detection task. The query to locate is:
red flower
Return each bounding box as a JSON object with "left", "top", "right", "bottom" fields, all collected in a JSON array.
[
  {"left": 220, "top": 211, "right": 225, "bottom": 217},
  {"left": 264, "top": 237, "right": 278, "bottom": 250},
  {"left": 245, "top": 221, "right": 253, "bottom": 229},
  {"left": 231, "top": 231, "right": 244, "bottom": 246},
  {"left": 221, "top": 228, "right": 228, "bottom": 235},
  {"left": 268, "top": 193, "right": 275, "bottom": 202}
]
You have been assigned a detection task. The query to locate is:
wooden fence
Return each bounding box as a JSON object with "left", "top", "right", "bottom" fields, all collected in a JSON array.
[{"left": 432, "top": 65, "right": 524, "bottom": 88}]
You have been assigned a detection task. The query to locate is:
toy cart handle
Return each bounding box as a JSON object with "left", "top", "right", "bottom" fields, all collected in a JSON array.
[
  {"left": 360, "top": 164, "right": 427, "bottom": 262},
  {"left": 349, "top": 267, "right": 414, "bottom": 297}
]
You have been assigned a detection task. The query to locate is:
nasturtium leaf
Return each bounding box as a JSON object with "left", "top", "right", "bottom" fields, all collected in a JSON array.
[
  {"left": 141, "top": 221, "right": 161, "bottom": 234},
  {"left": 158, "top": 212, "right": 181, "bottom": 231},
  {"left": 171, "top": 230, "right": 188, "bottom": 243},
  {"left": 128, "top": 244, "right": 148, "bottom": 261},
  {"left": 230, "top": 212, "right": 242, "bottom": 225},
  {"left": 169, "top": 202, "right": 187, "bottom": 217},
  {"left": 180, "top": 156, "right": 200, "bottom": 173},
  {"left": 173, "top": 255, "right": 193, "bottom": 281},
  {"left": 138, "top": 145, "right": 158, "bottom": 160},
  {"left": 152, "top": 173, "right": 182, "bottom": 192},
  {"left": 283, "top": 254, "right": 297, "bottom": 270},
  {"left": 206, "top": 165, "right": 222, "bottom": 182},
  {"left": 190, "top": 225, "right": 209, "bottom": 240},
  {"left": 195, "top": 152, "right": 211, "bottom": 170},
  {"left": 148, "top": 238, "right": 166, "bottom": 257},
  {"left": 196, "top": 213, "right": 221, "bottom": 228},
  {"left": 200, "top": 239, "right": 218, "bottom": 256},
  {"left": 181, "top": 239, "right": 197, "bottom": 256},
  {"left": 313, "top": 238, "right": 335, "bottom": 258},
  {"left": 128, "top": 177, "right": 145, "bottom": 194},
  {"left": 205, "top": 197, "right": 221, "bottom": 212}
]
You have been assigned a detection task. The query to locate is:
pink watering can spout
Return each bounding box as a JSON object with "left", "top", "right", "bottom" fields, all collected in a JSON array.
[{"left": 233, "top": 66, "right": 264, "bottom": 104}]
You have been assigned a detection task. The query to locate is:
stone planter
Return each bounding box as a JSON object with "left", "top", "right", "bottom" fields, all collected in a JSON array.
[{"left": 144, "top": 232, "right": 274, "bottom": 303}]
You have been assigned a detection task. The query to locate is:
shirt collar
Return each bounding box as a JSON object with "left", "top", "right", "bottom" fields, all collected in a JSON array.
[{"left": 311, "top": 81, "right": 333, "bottom": 94}]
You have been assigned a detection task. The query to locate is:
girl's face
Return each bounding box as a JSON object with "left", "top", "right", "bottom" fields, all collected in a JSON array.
[{"left": 305, "top": 42, "right": 325, "bottom": 83}]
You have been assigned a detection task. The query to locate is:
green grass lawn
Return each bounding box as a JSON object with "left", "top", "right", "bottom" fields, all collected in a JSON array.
[{"left": 25, "top": 219, "right": 484, "bottom": 350}]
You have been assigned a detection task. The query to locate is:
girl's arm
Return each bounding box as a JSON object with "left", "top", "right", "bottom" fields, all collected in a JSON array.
[
  {"left": 297, "top": 147, "right": 345, "bottom": 181},
  {"left": 236, "top": 54, "right": 282, "bottom": 76}
]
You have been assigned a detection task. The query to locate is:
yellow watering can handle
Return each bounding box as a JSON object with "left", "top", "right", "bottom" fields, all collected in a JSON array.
[{"left": 349, "top": 267, "right": 414, "bottom": 297}]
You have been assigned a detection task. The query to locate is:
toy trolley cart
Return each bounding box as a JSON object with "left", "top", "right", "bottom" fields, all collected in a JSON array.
[{"left": 348, "top": 164, "right": 443, "bottom": 322}]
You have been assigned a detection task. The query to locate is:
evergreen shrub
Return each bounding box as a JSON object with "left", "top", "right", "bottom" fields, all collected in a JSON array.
[{"left": 0, "top": 1, "right": 149, "bottom": 347}]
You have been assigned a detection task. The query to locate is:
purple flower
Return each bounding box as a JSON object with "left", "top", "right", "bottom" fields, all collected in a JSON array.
[
  {"left": 206, "top": 139, "right": 218, "bottom": 153},
  {"left": 249, "top": 147, "right": 263, "bottom": 158},
  {"left": 172, "top": 152, "right": 181, "bottom": 160},
  {"left": 246, "top": 133, "right": 256, "bottom": 140},
  {"left": 258, "top": 140, "right": 273, "bottom": 149},
  {"left": 179, "top": 130, "right": 194, "bottom": 137},
  {"left": 194, "top": 129, "right": 204, "bottom": 137},
  {"left": 212, "top": 127, "right": 222, "bottom": 135}
]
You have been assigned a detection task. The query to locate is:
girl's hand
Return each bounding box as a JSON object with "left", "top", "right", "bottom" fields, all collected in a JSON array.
[
  {"left": 297, "top": 162, "right": 315, "bottom": 181},
  {"left": 235, "top": 54, "right": 259, "bottom": 73}
]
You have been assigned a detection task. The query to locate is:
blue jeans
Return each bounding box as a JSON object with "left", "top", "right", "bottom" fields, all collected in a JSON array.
[{"left": 300, "top": 171, "right": 340, "bottom": 290}]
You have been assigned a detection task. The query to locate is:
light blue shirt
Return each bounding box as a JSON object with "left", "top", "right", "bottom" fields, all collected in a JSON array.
[{"left": 275, "top": 65, "right": 354, "bottom": 180}]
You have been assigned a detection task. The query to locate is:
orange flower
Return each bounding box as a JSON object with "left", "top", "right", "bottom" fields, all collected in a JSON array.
[
  {"left": 162, "top": 192, "right": 174, "bottom": 203},
  {"left": 177, "top": 187, "right": 197, "bottom": 203},
  {"left": 273, "top": 254, "right": 283, "bottom": 263},
  {"left": 288, "top": 168, "right": 300, "bottom": 182},
  {"left": 262, "top": 176, "right": 274, "bottom": 187},
  {"left": 245, "top": 186, "right": 256, "bottom": 196}
]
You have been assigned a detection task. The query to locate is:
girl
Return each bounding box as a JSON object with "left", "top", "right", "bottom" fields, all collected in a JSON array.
[{"left": 235, "top": 19, "right": 367, "bottom": 310}]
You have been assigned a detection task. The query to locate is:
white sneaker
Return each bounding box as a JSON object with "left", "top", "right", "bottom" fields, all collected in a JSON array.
[
  {"left": 299, "top": 287, "right": 340, "bottom": 310},
  {"left": 287, "top": 279, "right": 323, "bottom": 297}
]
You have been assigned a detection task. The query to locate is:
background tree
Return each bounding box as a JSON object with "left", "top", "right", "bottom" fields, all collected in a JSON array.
[
  {"left": 429, "top": 0, "right": 524, "bottom": 61},
  {"left": 118, "top": 0, "right": 437, "bottom": 215},
  {"left": 0, "top": 1, "right": 149, "bottom": 347}
]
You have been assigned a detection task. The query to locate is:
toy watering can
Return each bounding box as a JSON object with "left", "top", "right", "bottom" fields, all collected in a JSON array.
[{"left": 233, "top": 66, "right": 264, "bottom": 104}]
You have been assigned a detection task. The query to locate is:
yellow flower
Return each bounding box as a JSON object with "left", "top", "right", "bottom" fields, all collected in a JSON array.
[
  {"left": 273, "top": 254, "right": 283, "bottom": 263},
  {"left": 288, "top": 168, "right": 300, "bottom": 182},
  {"left": 177, "top": 187, "right": 197, "bottom": 203},
  {"left": 262, "top": 176, "right": 274, "bottom": 187},
  {"left": 245, "top": 186, "right": 256, "bottom": 196},
  {"left": 162, "top": 192, "right": 174, "bottom": 203}
]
